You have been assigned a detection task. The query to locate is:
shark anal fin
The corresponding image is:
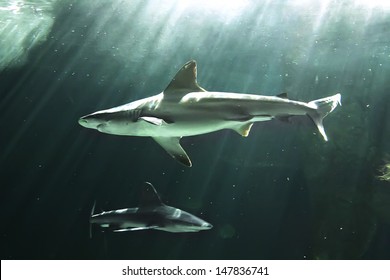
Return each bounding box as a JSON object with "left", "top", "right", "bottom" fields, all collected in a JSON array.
[
  {"left": 153, "top": 137, "right": 192, "bottom": 167},
  {"left": 114, "top": 226, "right": 159, "bottom": 232},
  {"left": 232, "top": 123, "right": 254, "bottom": 137}
]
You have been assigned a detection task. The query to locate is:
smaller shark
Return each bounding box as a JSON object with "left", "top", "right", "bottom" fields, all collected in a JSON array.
[{"left": 90, "top": 182, "right": 212, "bottom": 234}]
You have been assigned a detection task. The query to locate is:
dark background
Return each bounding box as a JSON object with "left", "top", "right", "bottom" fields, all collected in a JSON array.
[{"left": 1, "top": 0, "right": 389, "bottom": 259}]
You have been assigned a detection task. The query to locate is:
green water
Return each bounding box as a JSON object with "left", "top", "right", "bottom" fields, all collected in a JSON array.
[{"left": 1, "top": 0, "right": 389, "bottom": 259}]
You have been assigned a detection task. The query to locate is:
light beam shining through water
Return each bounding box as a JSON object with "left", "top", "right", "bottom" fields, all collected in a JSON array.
[{"left": 0, "top": 0, "right": 57, "bottom": 70}]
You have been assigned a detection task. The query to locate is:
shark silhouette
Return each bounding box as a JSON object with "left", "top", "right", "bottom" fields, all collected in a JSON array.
[{"left": 90, "top": 182, "right": 212, "bottom": 234}]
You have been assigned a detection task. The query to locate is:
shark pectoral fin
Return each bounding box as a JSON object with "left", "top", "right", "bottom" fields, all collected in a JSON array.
[
  {"left": 114, "top": 226, "right": 159, "bottom": 232},
  {"left": 232, "top": 123, "right": 254, "bottom": 137},
  {"left": 153, "top": 137, "right": 192, "bottom": 167},
  {"left": 139, "top": 117, "right": 168, "bottom": 126}
]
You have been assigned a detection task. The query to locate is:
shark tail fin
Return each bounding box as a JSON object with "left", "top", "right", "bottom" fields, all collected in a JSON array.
[
  {"left": 89, "top": 200, "right": 97, "bottom": 239},
  {"left": 307, "top": 93, "right": 341, "bottom": 141}
]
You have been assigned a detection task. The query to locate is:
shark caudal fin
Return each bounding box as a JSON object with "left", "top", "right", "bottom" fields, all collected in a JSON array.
[
  {"left": 89, "top": 200, "right": 97, "bottom": 239},
  {"left": 307, "top": 93, "right": 341, "bottom": 141}
]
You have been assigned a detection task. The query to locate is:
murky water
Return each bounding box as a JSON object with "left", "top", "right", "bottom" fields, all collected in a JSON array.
[{"left": 1, "top": 0, "right": 389, "bottom": 259}]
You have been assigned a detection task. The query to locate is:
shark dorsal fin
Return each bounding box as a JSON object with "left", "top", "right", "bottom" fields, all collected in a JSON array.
[
  {"left": 138, "top": 182, "right": 164, "bottom": 208},
  {"left": 164, "top": 60, "right": 206, "bottom": 97}
]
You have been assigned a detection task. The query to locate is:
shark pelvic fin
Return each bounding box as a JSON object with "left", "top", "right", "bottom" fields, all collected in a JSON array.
[
  {"left": 164, "top": 60, "right": 206, "bottom": 98},
  {"left": 138, "top": 182, "right": 164, "bottom": 207},
  {"left": 276, "top": 92, "right": 288, "bottom": 99},
  {"left": 113, "top": 226, "right": 159, "bottom": 232},
  {"left": 232, "top": 123, "right": 254, "bottom": 137},
  {"left": 153, "top": 137, "right": 192, "bottom": 167}
]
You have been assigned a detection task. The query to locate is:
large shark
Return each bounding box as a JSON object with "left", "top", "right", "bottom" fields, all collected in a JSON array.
[
  {"left": 90, "top": 182, "right": 212, "bottom": 233},
  {"left": 79, "top": 60, "right": 341, "bottom": 167}
]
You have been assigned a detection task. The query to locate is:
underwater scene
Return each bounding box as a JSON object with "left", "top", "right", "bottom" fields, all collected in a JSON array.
[{"left": 1, "top": 0, "right": 390, "bottom": 260}]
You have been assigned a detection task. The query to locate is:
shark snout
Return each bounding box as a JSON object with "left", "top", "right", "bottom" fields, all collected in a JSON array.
[
  {"left": 78, "top": 114, "right": 103, "bottom": 129},
  {"left": 202, "top": 222, "right": 213, "bottom": 230},
  {"left": 78, "top": 115, "right": 97, "bottom": 129},
  {"left": 78, "top": 116, "right": 88, "bottom": 127}
]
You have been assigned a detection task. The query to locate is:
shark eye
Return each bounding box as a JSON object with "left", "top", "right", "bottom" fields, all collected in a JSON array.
[{"left": 172, "top": 209, "right": 182, "bottom": 218}]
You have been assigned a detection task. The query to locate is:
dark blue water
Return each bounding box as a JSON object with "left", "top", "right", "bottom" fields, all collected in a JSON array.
[{"left": 1, "top": 0, "right": 389, "bottom": 259}]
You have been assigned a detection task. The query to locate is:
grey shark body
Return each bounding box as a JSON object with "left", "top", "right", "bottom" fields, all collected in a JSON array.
[
  {"left": 90, "top": 182, "right": 212, "bottom": 233},
  {"left": 79, "top": 60, "right": 341, "bottom": 166}
]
